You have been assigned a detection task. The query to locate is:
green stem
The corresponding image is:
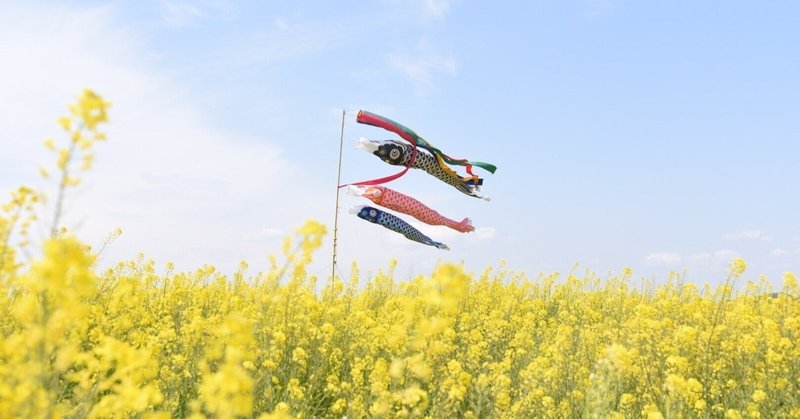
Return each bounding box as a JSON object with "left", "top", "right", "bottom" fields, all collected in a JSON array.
[
  {"left": 701, "top": 272, "right": 736, "bottom": 402},
  {"left": 0, "top": 205, "right": 24, "bottom": 276},
  {"left": 50, "top": 134, "right": 79, "bottom": 238}
]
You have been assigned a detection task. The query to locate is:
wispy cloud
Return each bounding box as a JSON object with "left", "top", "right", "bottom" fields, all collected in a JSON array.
[
  {"left": 413, "top": 222, "right": 496, "bottom": 247},
  {"left": 723, "top": 229, "right": 772, "bottom": 241},
  {"left": 0, "top": 3, "right": 319, "bottom": 272},
  {"left": 385, "top": 0, "right": 454, "bottom": 21},
  {"left": 645, "top": 252, "right": 682, "bottom": 266},
  {"left": 474, "top": 227, "right": 496, "bottom": 241},
  {"left": 582, "top": 0, "right": 621, "bottom": 19},
  {"left": 240, "top": 18, "right": 352, "bottom": 65},
  {"left": 386, "top": 42, "right": 457, "bottom": 95},
  {"left": 713, "top": 249, "right": 739, "bottom": 261},
  {"left": 687, "top": 252, "right": 711, "bottom": 263},
  {"left": 685, "top": 249, "right": 744, "bottom": 265},
  {"left": 772, "top": 248, "right": 790, "bottom": 257},
  {"left": 158, "top": 0, "right": 236, "bottom": 27},
  {"left": 420, "top": 0, "right": 452, "bottom": 19},
  {"left": 771, "top": 248, "right": 800, "bottom": 257}
]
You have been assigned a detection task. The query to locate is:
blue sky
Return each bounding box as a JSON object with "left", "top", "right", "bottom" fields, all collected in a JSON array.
[{"left": 1, "top": 1, "right": 798, "bottom": 284}]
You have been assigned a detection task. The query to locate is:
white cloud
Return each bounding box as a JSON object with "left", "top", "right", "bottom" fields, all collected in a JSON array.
[
  {"left": 386, "top": 0, "right": 453, "bottom": 21},
  {"left": 772, "top": 248, "right": 800, "bottom": 257},
  {"left": 274, "top": 18, "right": 289, "bottom": 30},
  {"left": 582, "top": 0, "right": 621, "bottom": 19},
  {"left": 158, "top": 0, "right": 236, "bottom": 27},
  {"left": 713, "top": 249, "right": 739, "bottom": 261},
  {"left": 242, "top": 19, "right": 352, "bottom": 66},
  {"left": 386, "top": 42, "right": 457, "bottom": 96},
  {"left": 723, "top": 229, "right": 771, "bottom": 241},
  {"left": 421, "top": 0, "right": 452, "bottom": 19},
  {"left": 687, "top": 252, "right": 711, "bottom": 263},
  {"left": 474, "top": 227, "right": 496, "bottom": 241},
  {"left": 429, "top": 225, "right": 497, "bottom": 248},
  {"left": 645, "top": 252, "right": 682, "bottom": 266},
  {"left": 0, "top": 3, "right": 321, "bottom": 272},
  {"left": 772, "top": 248, "right": 789, "bottom": 257}
]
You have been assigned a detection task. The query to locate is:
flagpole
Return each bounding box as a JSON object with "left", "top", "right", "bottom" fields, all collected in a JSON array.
[{"left": 332, "top": 110, "right": 346, "bottom": 280}]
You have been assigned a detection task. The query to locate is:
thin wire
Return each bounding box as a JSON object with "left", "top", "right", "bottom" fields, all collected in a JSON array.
[{"left": 331, "top": 110, "right": 346, "bottom": 281}]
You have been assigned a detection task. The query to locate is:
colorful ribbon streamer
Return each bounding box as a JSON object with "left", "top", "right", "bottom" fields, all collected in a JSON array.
[{"left": 356, "top": 110, "right": 498, "bottom": 176}]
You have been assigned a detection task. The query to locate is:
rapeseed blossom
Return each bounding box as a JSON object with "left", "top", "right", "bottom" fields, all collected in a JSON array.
[
  {"left": 2, "top": 91, "right": 799, "bottom": 417},
  {"left": 8, "top": 233, "right": 795, "bottom": 418}
]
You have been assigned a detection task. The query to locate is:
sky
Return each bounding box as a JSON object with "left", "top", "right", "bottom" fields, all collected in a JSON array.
[{"left": 1, "top": 1, "right": 798, "bottom": 285}]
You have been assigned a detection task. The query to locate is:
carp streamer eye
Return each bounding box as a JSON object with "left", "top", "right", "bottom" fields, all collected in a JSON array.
[
  {"left": 373, "top": 189, "right": 382, "bottom": 197},
  {"left": 369, "top": 209, "right": 377, "bottom": 218},
  {"left": 389, "top": 149, "right": 400, "bottom": 160}
]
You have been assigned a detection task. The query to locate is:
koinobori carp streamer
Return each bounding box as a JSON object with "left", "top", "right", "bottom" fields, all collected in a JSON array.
[
  {"left": 356, "top": 110, "right": 496, "bottom": 176},
  {"left": 340, "top": 110, "right": 495, "bottom": 249},
  {"left": 348, "top": 185, "right": 474, "bottom": 233},
  {"left": 358, "top": 138, "right": 490, "bottom": 200},
  {"left": 341, "top": 110, "right": 497, "bottom": 188},
  {"left": 351, "top": 205, "right": 449, "bottom": 250}
]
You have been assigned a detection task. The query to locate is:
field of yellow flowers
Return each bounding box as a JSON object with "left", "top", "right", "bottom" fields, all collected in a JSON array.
[{"left": 1, "top": 91, "right": 799, "bottom": 418}]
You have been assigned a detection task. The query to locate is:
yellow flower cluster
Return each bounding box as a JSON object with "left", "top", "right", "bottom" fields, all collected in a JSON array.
[
  {"left": 45, "top": 88, "right": 111, "bottom": 236},
  {"left": 2, "top": 90, "right": 799, "bottom": 417},
  {"left": 1, "top": 186, "right": 42, "bottom": 276},
  {"left": 1, "top": 230, "right": 798, "bottom": 417}
]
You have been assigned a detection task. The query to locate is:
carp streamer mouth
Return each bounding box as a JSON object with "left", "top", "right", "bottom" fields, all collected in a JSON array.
[
  {"left": 356, "top": 137, "right": 379, "bottom": 153},
  {"left": 349, "top": 205, "right": 366, "bottom": 215}
]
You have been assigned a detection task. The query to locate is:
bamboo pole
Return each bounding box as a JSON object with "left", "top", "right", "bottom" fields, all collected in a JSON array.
[{"left": 331, "top": 110, "right": 346, "bottom": 280}]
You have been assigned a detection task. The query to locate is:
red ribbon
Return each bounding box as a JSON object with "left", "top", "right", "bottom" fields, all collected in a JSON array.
[{"left": 338, "top": 143, "right": 417, "bottom": 188}]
